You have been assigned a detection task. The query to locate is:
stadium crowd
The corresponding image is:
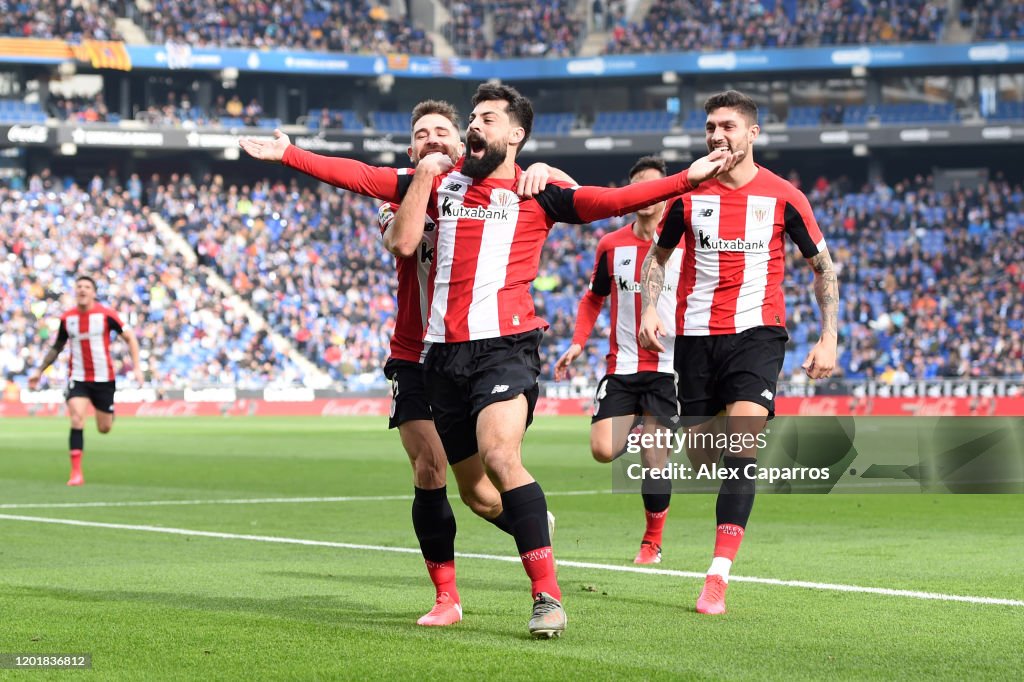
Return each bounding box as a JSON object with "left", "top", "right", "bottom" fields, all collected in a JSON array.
[
  {"left": 0, "top": 172, "right": 305, "bottom": 391},
  {"left": 605, "top": 0, "right": 949, "bottom": 55},
  {"left": 149, "top": 175, "right": 395, "bottom": 387},
  {"left": 0, "top": 0, "right": 123, "bottom": 41},
  {"left": 963, "top": 0, "right": 1024, "bottom": 40},
  {"left": 151, "top": 169, "right": 1024, "bottom": 387},
  {"left": 136, "top": 0, "right": 433, "bottom": 55},
  {"left": 4, "top": 169, "right": 1022, "bottom": 390},
  {"left": 7, "top": 0, "right": 1024, "bottom": 60},
  {"left": 445, "top": 0, "right": 582, "bottom": 58}
]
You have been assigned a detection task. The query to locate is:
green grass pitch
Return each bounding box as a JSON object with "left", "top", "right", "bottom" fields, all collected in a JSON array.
[{"left": 1, "top": 416, "right": 1022, "bottom": 680}]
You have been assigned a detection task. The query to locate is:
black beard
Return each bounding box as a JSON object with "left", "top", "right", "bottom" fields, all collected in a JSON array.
[{"left": 461, "top": 142, "right": 506, "bottom": 179}]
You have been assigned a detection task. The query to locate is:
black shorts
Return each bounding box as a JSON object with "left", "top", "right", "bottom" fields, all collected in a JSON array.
[
  {"left": 423, "top": 329, "right": 542, "bottom": 464},
  {"left": 383, "top": 358, "right": 432, "bottom": 429},
  {"left": 675, "top": 326, "right": 788, "bottom": 422},
  {"left": 65, "top": 380, "right": 116, "bottom": 414},
  {"left": 592, "top": 372, "right": 678, "bottom": 427}
]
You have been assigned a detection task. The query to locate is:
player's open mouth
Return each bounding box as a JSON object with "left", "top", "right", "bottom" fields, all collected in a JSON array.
[{"left": 467, "top": 134, "right": 487, "bottom": 157}]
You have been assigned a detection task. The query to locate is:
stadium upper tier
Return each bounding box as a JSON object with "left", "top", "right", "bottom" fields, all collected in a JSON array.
[
  {"left": 3, "top": 171, "right": 1021, "bottom": 390},
  {"left": 2, "top": 0, "right": 122, "bottom": 41},
  {"left": 135, "top": 1, "right": 433, "bottom": 55},
  {"left": 3, "top": 0, "right": 1017, "bottom": 57},
  {"left": 605, "top": 0, "right": 948, "bottom": 54}
]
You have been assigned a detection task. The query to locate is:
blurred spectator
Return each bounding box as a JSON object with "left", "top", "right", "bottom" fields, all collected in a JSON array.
[
  {"left": 6, "top": 170, "right": 1021, "bottom": 391},
  {"left": 965, "top": 0, "right": 1024, "bottom": 40},
  {"left": 0, "top": 173, "right": 306, "bottom": 390},
  {"left": 0, "top": 0, "right": 123, "bottom": 40},
  {"left": 444, "top": 0, "right": 581, "bottom": 58},
  {"left": 140, "top": 0, "right": 433, "bottom": 55},
  {"left": 605, "top": 0, "right": 948, "bottom": 55}
]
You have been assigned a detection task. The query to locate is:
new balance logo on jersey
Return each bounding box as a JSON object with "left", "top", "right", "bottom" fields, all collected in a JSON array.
[
  {"left": 444, "top": 182, "right": 463, "bottom": 192},
  {"left": 440, "top": 196, "right": 509, "bottom": 221},
  {"left": 620, "top": 258, "right": 632, "bottom": 266},
  {"left": 697, "top": 230, "right": 766, "bottom": 252},
  {"left": 697, "top": 208, "right": 715, "bottom": 218},
  {"left": 491, "top": 384, "right": 509, "bottom": 394}
]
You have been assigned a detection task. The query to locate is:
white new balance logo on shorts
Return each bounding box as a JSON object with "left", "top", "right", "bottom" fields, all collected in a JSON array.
[
  {"left": 761, "top": 389, "right": 774, "bottom": 400},
  {"left": 492, "top": 385, "right": 509, "bottom": 394}
]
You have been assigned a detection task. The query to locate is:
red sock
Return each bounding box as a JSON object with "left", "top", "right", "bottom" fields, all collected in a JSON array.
[
  {"left": 521, "top": 546, "right": 560, "bottom": 601},
  {"left": 714, "top": 523, "right": 745, "bottom": 560},
  {"left": 424, "top": 560, "right": 459, "bottom": 603},
  {"left": 642, "top": 507, "right": 669, "bottom": 546},
  {"left": 69, "top": 449, "right": 83, "bottom": 474}
]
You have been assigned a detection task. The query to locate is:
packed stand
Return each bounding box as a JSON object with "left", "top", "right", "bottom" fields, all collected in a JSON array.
[
  {"left": 784, "top": 172, "right": 1023, "bottom": 383},
  {"left": 0, "top": 0, "right": 123, "bottom": 40},
  {"left": 605, "top": 0, "right": 947, "bottom": 55},
  {"left": 7, "top": 170, "right": 1018, "bottom": 391},
  {"left": 0, "top": 171, "right": 306, "bottom": 391},
  {"left": 153, "top": 170, "right": 1022, "bottom": 387},
  {"left": 150, "top": 176, "right": 398, "bottom": 388},
  {"left": 961, "top": 0, "right": 1024, "bottom": 40},
  {"left": 137, "top": 0, "right": 433, "bottom": 55},
  {"left": 444, "top": 0, "right": 582, "bottom": 58}
]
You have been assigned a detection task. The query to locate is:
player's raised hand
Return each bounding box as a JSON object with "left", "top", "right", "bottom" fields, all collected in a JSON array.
[
  {"left": 686, "top": 148, "right": 746, "bottom": 186},
  {"left": 518, "top": 163, "right": 553, "bottom": 198},
  {"left": 417, "top": 151, "right": 455, "bottom": 177},
  {"left": 238, "top": 129, "right": 291, "bottom": 163},
  {"left": 27, "top": 372, "right": 41, "bottom": 391},
  {"left": 638, "top": 307, "right": 667, "bottom": 353},
  {"left": 554, "top": 343, "right": 583, "bottom": 381},
  {"left": 801, "top": 338, "right": 837, "bottom": 380}
]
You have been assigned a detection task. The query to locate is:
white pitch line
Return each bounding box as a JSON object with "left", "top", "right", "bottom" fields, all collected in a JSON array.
[
  {"left": 1, "top": 513, "right": 1021, "bottom": 608},
  {"left": 0, "top": 489, "right": 605, "bottom": 510}
]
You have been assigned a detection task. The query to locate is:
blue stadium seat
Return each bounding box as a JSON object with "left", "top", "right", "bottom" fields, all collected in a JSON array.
[
  {"left": 681, "top": 110, "right": 707, "bottom": 130},
  {"left": 990, "top": 101, "right": 1024, "bottom": 121},
  {"left": 593, "top": 110, "right": 674, "bottom": 133},
  {"left": 787, "top": 106, "right": 823, "bottom": 127},
  {"left": 533, "top": 112, "right": 575, "bottom": 136},
  {"left": 372, "top": 111, "right": 408, "bottom": 134}
]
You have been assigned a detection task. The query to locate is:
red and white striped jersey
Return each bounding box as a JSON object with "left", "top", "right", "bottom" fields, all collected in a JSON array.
[
  {"left": 378, "top": 202, "right": 437, "bottom": 363},
  {"left": 422, "top": 167, "right": 556, "bottom": 343},
  {"left": 281, "top": 144, "right": 698, "bottom": 344},
  {"left": 573, "top": 224, "right": 682, "bottom": 374},
  {"left": 55, "top": 305, "right": 125, "bottom": 382},
  {"left": 656, "top": 165, "right": 825, "bottom": 336}
]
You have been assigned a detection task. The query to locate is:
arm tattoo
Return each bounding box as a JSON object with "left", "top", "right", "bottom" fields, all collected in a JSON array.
[
  {"left": 640, "top": 247, "right": 667, "bottom": 313},
  {"left": 809, "top": 248, "right": 839, "bottom": 338}
]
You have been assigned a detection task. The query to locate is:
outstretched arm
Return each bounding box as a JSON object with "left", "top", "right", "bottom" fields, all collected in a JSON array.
[
  {"left": 239, "top": 129, "right": 407, "bottom": 203},
  {"left": 536, "top": 149, "right": 744, "bottom": 224},
  {"left": 802, "top": 248, "right": 839, "bottom": 379}
]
